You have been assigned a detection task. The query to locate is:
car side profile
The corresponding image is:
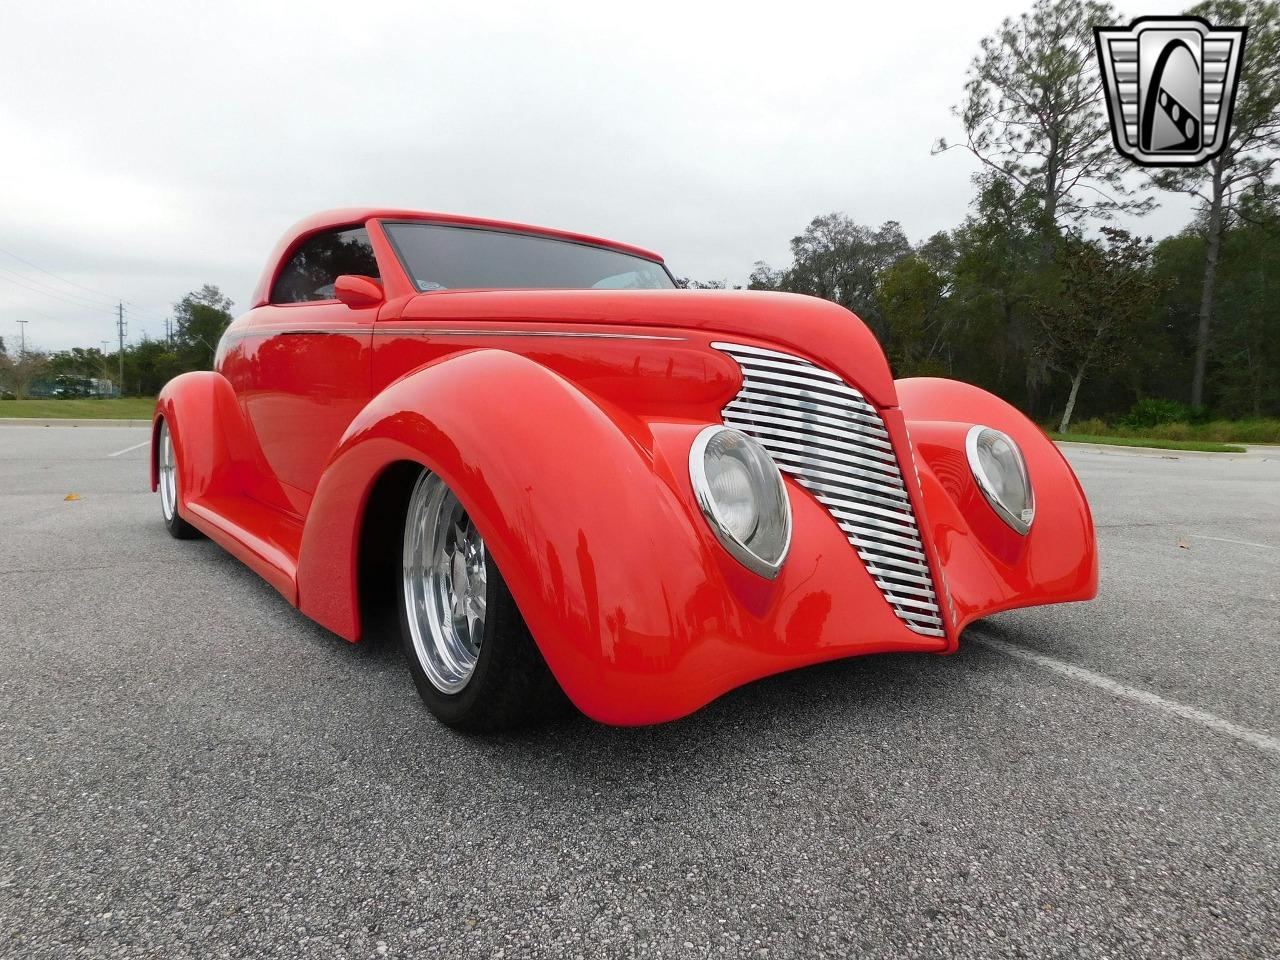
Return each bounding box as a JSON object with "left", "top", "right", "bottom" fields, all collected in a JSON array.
[{"left": 152, "top": 208, "right": 1097, "bottom": 729}]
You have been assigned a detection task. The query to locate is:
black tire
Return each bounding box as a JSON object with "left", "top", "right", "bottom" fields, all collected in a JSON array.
[
  {"left": 398, "top": 473, "right": 569, "bottom": 731},
  {"left": 165, "top": 504, "right": 200, "bottom": 540},
  {"left": 157, "top": 419, "right": 200, "bottom": 540}
]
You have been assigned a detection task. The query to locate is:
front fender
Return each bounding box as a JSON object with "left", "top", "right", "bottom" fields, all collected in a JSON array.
[
  {"left": 896, "top": 378, "right": 1098, "bottom": 633},
  {"left": 298, "top": 349, "right": 943, "bottom": 724},
  {"left": 298, "top": 349, "right": 732, "bottom": 722}
]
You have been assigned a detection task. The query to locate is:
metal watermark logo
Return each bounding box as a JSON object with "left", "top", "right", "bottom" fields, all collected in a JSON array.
[{"left": 1095, "top": 16, "right": 1247, "bottom": 167}]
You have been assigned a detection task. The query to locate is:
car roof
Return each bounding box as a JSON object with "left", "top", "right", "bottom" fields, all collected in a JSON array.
[{"left": 250, "top": 208, "right": 666, "bottom": 308}]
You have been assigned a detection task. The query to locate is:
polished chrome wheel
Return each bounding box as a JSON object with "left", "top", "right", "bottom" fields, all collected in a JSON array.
[
  {"left": 159, "top": 420, "right": 178, "bottom": 522},
  {"left": 402, "top": 471, "right": 488, "bottom": 694}
]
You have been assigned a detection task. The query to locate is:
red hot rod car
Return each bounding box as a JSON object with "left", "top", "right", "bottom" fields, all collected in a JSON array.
[{"left": 152, "top": 208, "right": 1097, "bottom": 729}]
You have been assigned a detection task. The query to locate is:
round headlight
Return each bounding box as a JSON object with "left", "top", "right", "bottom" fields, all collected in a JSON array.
[
  {"left": 966, "top": 425, "right": 1034, "bottom": 534},
  {"left": 689, "top": 426, "right": 792, "bottom": 578}
]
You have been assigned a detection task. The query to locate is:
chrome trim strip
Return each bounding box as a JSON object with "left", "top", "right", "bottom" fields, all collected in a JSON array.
[
  {"left": 720, "top": 407, "right": 899, "bottom": 454},
  {"left": 866, "top": 589, "right": 940, "bottom": 613},
  {"left": 713, "top": 341, "right": 946, "bottom": 639},
  {"left": 725, "top": 353, "right": 847, "bottom": 383},
  {"left": 860, "top": 563, "right": 936, "bottom": 589},
  {"left": 840, "top": 544, "right": 931, "bottom": 575},
  {"left": 376, "top": 328, "right": 686, "bottom": 341},
  {"left": 725, "top": 350, "right": 882, "bottom": 398},
  {"left": 727, "top": 392, "right": 891, "bottom": 436},
  {"left": 729, "top": 365, "right": 881, "bottom": 405},
  {"left": 717, "top": 416, "right": 900, "bottom": 462},
  {"left": 225, "top": 327, "right": 684, "bottom": 342},
  {"left": 836, "top": 526, "right": 929, "bottom": 559},
  {"left": 840, "top": 535, "right": 927, "bottom": 567},
  {"left": 858, "top": 568, "right": 936, "bottom": 593},
  {"left": 768, "top": 456, "right": 911, "bottom": 502},
  {"left": 768, "top": 447, "right": 908, "bottom": 488},
  {"left": 732, "top": 391, "right": 890, "bottom": 432},
  {"left": 819, "top": 496, "right": 922, "bottom": 530},
  {"left": 897, "top": 619, "right": 944, "bottom": 631},
  {"left": 789, "top": 474, "right": 924, "bottom": 516},
  {"left": 873, "top": 582, "right": 938, "bottom": 603}
]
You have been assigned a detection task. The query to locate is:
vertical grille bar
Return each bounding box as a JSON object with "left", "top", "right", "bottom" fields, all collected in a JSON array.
[{"left": 713, "top": 342, "right": 945, "bottom": 638}]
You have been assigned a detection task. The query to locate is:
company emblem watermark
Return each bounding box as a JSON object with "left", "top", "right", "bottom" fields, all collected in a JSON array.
[{"left": 1095, "top": 16, "right": 1246, "bottom": 167}]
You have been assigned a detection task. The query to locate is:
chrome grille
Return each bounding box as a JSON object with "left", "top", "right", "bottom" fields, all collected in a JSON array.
[{"left": 713, "top": 342, "right": 945, "bottom": 638}]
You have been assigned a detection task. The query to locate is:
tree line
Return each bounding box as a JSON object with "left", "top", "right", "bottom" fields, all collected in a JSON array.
[
  {"left": 4, "top": 0, "right": 1277, "bottom": 432},
  {"left": 0, "top": 285, "right": 234, "bottom": 400},
  {"left": 745, "top": 0, "right": 1280, "bottom": 430}
]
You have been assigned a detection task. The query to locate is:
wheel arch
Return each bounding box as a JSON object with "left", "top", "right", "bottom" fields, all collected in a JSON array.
[
  {"left": 353, "top": 459, "right": 423, "bottom": 646},
  {"left": 149, "top": 411, "right": 165, "bottom": 492}
]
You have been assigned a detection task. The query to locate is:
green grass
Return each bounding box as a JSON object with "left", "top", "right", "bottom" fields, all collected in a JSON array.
[
  {"left": 1054, "top": 432, "right": 1245, "bottom": 453},
  {"left": 1067, "top": 416, "right": 1280, "bottom": 444},
  {"left": 0, "top": 397, "right": 156, "bottom": 420}
]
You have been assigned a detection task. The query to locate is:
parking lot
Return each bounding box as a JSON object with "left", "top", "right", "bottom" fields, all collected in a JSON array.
[{"left": 1, "top": 424, "right": 1277, "bottom": 959}]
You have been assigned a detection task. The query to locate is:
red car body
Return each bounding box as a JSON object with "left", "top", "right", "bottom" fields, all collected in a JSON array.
[{"left": 152, "top": 208, "right": 1097, "bottom": 725}]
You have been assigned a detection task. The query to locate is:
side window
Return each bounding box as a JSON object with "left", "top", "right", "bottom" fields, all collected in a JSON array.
[{"left": 270, "top": 226, "right": 380, "bottom": 304}]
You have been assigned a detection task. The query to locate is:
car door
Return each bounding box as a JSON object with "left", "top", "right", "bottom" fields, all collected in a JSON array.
[{"left": 240, "top": 225, "right": 382, "bottom": 513}]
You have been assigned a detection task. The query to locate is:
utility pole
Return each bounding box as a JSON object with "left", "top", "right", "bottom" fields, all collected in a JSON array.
[
  {"left": 16, "top": 319, "right": 28, "bottom": 355},
  {"left": 116, "top": 302, "right": 126, "bottom": 396}
]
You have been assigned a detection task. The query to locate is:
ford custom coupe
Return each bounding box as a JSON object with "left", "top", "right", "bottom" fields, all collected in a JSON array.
[{"left": 152, "top": 209, "right": 1097, "bottom": 729}]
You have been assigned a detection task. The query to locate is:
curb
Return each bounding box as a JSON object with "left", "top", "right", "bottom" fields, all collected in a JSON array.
[
  {"left": 0, "top": 418, "right": 152, "bottom": 428},
  {"left": 1053, "top": 440, "right": 1252, "bottom": 459}
]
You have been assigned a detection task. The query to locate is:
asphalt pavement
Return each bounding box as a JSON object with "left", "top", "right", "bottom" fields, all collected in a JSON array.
[{"left": 1, "top": 424, "right": 1277, "bottom": 959}]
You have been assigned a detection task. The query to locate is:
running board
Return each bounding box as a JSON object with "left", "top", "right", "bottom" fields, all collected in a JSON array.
[{"left": 184, "top": 494, "right": 303, "bottom": 604}]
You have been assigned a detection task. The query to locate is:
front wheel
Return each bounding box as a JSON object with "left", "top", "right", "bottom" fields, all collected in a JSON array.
[
  {"left": 399, "top": 470, "right": 568, "bottom": 730},
  {"left": 157, "top": 419, "right": 199, "bottom": 540}
]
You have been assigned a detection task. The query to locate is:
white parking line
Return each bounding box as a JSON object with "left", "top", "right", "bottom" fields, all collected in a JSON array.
[
  {"left": 107, "top": 439, "right": 150, "bottom": 458},
  {"left": 1187, "top": 534, "right": 1277, "bottom": 551},
  {"left": 973, "top": 635, "right": 1280, "bottom": 757}
]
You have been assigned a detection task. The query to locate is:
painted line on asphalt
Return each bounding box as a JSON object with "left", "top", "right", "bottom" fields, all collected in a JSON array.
[
  {"left": 973, "top": 635, "right": 1280, "bottom": 757},
  {"left": 1187, "top": 533, "right": 1277, "bottom": 551},
  {"left": 107, "top": 439, "right": 150, "bottom": 458}
]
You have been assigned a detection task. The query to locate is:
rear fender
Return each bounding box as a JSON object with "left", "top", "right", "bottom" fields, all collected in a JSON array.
[
  {"left": 896, "top": 377, "right": 1098, "bottom": 632},
  {"left": 151, "top": 371, "right": 255, "bottom": 504}
]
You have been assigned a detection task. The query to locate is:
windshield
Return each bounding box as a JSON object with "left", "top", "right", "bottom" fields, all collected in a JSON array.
[{"left": 383, "top": 222, "right": 675, "bottom": 292}]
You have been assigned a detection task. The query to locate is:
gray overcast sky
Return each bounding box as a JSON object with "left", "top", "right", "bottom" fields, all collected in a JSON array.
[{"left": 0, "top": 0, "right": 1193, "bottom": 352}]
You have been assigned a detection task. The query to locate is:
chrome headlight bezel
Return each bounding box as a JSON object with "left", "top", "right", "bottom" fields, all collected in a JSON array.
[
  {"left": 965, "top": 425, "right": 1035, "bottom": 535},
  {"left": 689, "top": 425, "right": 793, "bottom": 578}
]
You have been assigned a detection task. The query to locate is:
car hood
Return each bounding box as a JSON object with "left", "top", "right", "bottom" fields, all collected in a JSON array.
[{"left": 396, "top": 289, "right": 898, "bottom": 408}]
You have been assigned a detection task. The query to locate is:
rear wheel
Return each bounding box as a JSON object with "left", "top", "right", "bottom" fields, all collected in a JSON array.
[
  {"left": 158, "top": 419, "right": 199, "bottom": 540},
  {"left": 399, "top": 469, "right": 567, "bottom": 730}
]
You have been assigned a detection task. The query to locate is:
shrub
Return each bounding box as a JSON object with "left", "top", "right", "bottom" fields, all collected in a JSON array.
[
  {"left": 1070, "top": 417, "right": 1110, "bottom": 435},
  {"left": 1120, "top": 397, "right": 1195, "bottom": 428}
]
